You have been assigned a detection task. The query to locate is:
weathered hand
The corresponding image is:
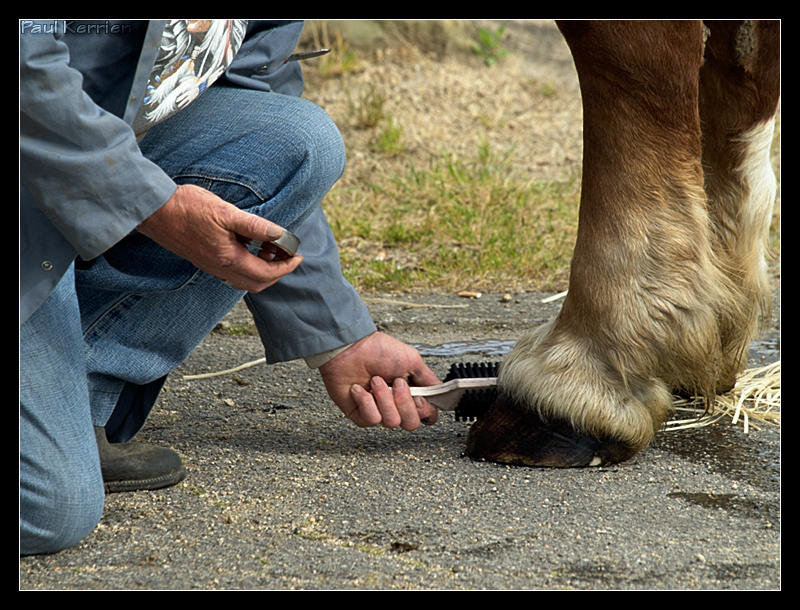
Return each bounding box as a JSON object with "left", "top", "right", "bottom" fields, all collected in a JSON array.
[
  {"left": 137, "top": 184, "right": 302, "bottom": 292},
  {"left": 319, "top": 332, "right": 441, "bottom": 430}
]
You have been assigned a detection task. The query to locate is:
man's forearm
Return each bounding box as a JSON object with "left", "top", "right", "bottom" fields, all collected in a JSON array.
[{"left": 244, "top": 206, "right": 377, "bottom": 364}]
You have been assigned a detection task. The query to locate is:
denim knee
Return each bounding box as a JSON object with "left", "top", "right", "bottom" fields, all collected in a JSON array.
[
  {"left": 140, "top": 89, "right": 347, "bottom": 233},
  {"left": 299, "top": 99, "right": 347, "bottom": 192},
  {"left": 20, "top": 460, "right": 105, "bottom": 556},
  {"left": 217, "top": 96, "right": 347, "bottom": 232},
  {"left": 246, "top": 97, "right": 346, "bottom": 229}
]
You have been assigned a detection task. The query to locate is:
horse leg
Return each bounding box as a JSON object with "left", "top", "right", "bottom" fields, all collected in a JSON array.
[
  {"left": 467, "top": 21, "right": 731, "bottom": 467},
  {"left": 699, "top": 20, "right": 780, "bottom": 390}
]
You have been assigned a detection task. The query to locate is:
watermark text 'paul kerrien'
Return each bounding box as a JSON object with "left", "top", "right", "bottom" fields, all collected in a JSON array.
[{"left": 20, "top": 20, "right": 135, "bottom": 35}]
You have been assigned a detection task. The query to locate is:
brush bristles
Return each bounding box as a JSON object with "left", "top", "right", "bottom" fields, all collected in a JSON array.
[{"left": 445, "top": 362, "right": 500, "bottom": 421}]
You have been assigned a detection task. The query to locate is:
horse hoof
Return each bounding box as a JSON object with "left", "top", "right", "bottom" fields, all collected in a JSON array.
[{"left": 465, "top": 392, "right": 638, "bottom": 468}]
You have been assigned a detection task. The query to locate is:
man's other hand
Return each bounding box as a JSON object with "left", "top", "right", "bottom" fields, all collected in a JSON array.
[{"left": 319, "top": 332, "right": 441, "bottom": 430}]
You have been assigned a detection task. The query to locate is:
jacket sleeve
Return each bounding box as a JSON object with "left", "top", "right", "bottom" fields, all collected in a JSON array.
[
  {"left": 221, "top": 20, "right": 306, "bottom": 96},
  {"left": 20, "top": 31, "right": 177, "bottom": 262},
  {"left": 229, "top": 21, "right": 377, "bottom": 363},
  {"left": 244, "top": 206, "right": 377, "bottom": 364}
]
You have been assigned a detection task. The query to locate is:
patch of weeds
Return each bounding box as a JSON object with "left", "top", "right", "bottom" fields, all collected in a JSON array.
[
  {"left": 357, "top": 259, "right": 423, "bottom": 293},
  {"left": 538, "top": 81, "right": 557, "bottom": 97},
  {"left": 326, "top": 140, "right": 580, "bottom": 293},
  {"left": 306, "top": 25, "right": 360, "bottom": 77},
  {"left": 349, "top": 85, "right": 386, "bottom": 129},
  {"left": 472, "top": 25, "right": 510, "bottom": 66},
  {"left": 371, "top": 117, "right": 404, "bottom": 155}
]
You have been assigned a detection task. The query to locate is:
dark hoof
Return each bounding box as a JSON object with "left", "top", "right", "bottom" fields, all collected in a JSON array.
[{"left": 465, "top": 392, "right": 638, "bottom": 468}]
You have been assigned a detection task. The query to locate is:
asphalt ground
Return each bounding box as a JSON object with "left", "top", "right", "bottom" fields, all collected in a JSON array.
[{"left": 19, "top": 290, "right": 781, "bottom": 590}]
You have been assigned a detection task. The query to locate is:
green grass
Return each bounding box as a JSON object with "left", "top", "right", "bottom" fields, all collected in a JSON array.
[
  {"left": 472, "top": 25, "right": 511, "bottom": 66},
  {"left": 325, "top": 142, "right": 580, "bottom": 293},
  {"left": 324, "top": 128, "right": 781, "bottom": 295},
  {"left": 348, "top": 85, "right": 387, "bottom": 130}
]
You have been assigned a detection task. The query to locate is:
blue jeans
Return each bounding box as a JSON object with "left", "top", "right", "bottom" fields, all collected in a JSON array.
[{"left": 19, "top": 86, "right": 346, "bottom": 555}]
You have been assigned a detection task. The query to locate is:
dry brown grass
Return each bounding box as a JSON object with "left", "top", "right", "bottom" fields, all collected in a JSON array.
[{"left": 666, "top": 361, "right": 781, "bottom": 433}]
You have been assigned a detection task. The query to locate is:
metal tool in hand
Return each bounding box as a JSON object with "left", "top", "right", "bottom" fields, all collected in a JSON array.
[{"left": 244, "top": 229, "right": 301, "bottom": 258}]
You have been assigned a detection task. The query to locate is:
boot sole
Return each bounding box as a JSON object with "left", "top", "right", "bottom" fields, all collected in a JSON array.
[{"left": 104, "top": 466, "right": 187, "bottom": 494}]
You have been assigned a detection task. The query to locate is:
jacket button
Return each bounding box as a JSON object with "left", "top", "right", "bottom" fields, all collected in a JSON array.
[{"left": 41, "top": 260, "right": 53, "bottom": 271}]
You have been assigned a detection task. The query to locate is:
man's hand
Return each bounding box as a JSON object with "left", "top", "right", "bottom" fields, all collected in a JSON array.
[
  {"left": 319, "top": 332, "right": 441, "bottom": 430},
  {"left": 137, "top": 184, "right": 302, "bottom": 292}
]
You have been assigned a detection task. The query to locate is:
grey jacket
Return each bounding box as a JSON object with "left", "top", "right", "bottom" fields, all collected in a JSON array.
[{"left": 19, "top": 19, "right": 375, "bottom": 362}]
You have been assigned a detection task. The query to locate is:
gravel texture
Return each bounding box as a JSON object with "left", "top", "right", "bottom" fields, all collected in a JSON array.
[
  {"left": 19, "top": 291, "right": 780, "bottom": 590},
  {"left": 19, "top": 20, "right": 780, "bottom": 591}
]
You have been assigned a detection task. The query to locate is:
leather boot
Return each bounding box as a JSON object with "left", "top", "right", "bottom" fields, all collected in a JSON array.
[{"left": 94, "top": 426, "right": 187, "bottom": 493}]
